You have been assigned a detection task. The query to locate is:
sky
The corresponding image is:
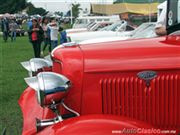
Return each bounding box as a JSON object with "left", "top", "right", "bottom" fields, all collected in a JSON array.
[{"left": 28, "top": 0, "right": 114, "bottom": 13}]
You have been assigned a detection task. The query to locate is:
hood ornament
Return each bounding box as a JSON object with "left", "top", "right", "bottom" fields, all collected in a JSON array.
[{"left": 137, "top": 70, "right": 157, "bottom": 87}]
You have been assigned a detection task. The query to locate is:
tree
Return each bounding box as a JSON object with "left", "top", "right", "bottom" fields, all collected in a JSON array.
[
  {"left": 0, "top": 0, "right": 27, "bottom": 14},
  {"left": 54, "top": 11, "right": 64, "bottom": 17},
  {"left": 0, "top": 0, "right": 46, "bottom": 15},
  {"left": 26, "top": 2, "right": 46, "bottom": 16},
  {"left": 72, "top": 3, "right": 82, "bottom": 19}
]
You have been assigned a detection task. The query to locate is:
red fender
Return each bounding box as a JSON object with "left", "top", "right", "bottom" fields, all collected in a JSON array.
[
  {"left": 37, "top": 115, "right": 164, "bottom": 135},
  {"left": 18, "top": 87, "right": 56, "bottom": 135},
  {"left": 19, "top": 88, "right": 166, "bottom": 135}
]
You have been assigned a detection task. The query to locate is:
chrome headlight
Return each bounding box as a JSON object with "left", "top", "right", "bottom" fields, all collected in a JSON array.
[
  {"left": 24, "top": 72, "right": 71, "bottom": 106},
  {"left": 21, "top": 58, "right": 52, "bottom": 76}
]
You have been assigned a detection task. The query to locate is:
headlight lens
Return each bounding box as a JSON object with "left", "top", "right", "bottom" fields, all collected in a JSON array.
[
  {"left": 24, "top": 72, "right": 71, "bottom": 106},
  {"left": 21, "top": 58, "right": 53, "bottom": 76}
]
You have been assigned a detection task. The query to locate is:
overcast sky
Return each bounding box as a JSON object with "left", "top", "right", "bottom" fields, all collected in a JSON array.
[{"left": 28, "top": 0, "right": 114, "bottom": 13}]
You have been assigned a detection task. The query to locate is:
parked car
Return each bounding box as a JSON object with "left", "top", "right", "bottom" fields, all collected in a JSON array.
[
  {"left": 79, "top": 22, "right": 156, "bottom": 45},
  {"left": 19, "top": 0, "right": 180, "bottom": 134},
  {"left": 66, "top": 21, "right": 113, "bottom": 34},
  {"left": 73, "top": 15, "right": 120, "bottom": 28},
  {"left": 67, "top": 20, "right": 134, "bottom": 43}
]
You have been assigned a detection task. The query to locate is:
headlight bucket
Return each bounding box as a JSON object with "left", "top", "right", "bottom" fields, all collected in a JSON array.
[
  {"left": 21, "top": 58, "right": 53, "bottom": 76},
  {"left": 24, "top": 72, "right": 71, "bottom": 106}
]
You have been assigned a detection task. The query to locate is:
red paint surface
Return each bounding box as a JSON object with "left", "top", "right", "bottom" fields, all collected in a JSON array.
[
  {"left": 19, "top": 36, "right": 180, "bottom": 134},
  {"left": 37, "top": 115, "right": 161, "bottom": 135}
]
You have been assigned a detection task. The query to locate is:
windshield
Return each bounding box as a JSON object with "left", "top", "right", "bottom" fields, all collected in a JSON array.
[
  {"left": 87, "top": 22, "right": 95, "bottom": 27},
  {"left": 89, "top": 23, "right": 100, "bottom": 31},
  {"left": 132, "top": 24, "right": 157, "bottom": 39},
  {"left": 131, "top": 23, "right": 154, "bottom": 35},
  {"left": 92, "top": 23, "right": 112, "bottom": 31},
  {"left": 99, "top": 21, "right": 123, "bottom": 31},
  {"left": 74, "top": 19, "right": 87, "bottom": 25},
  {"left": 87, "top": 22, "right": 97, "bottom": 29}
]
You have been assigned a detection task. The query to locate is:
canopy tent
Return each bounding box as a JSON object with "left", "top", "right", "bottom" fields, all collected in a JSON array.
[
  {"left": 91, "top": 3, "right": 159, "bottom": 15},
  {"left": 114, "top": 0, "right": 166, "bottom": 3}
]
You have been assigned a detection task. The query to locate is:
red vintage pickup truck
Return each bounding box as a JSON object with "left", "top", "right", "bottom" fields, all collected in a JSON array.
[{"left": 19, "top": 0, "right": 180, "bottom": 134}]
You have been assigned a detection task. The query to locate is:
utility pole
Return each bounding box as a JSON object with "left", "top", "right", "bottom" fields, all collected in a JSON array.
[
  {"left": 65, "top": 0, "right": 73, "bottom": 25},
  {"left": 70, "top": 3, "right": 73, "bottom": 25},
  {"left": 149, "top": 0, "right": 152, "bottom": 22}
]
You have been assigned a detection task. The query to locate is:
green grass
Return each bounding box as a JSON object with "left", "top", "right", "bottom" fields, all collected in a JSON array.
[
  {"left": 0, "top": 23, "right": 71, "bottom": 134},
  {"left": 0, "top": 36, "right": 40, "bottom": 135}
]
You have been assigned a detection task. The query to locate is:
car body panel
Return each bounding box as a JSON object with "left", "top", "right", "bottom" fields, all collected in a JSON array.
[
  {"left": 73, "top": 15, "right": 120, "bottom": 28},
  {"left": 79, "top": 34, "right": 130, "bottom": 45},
  {"left": 20, "top": 34, "right": 180, "bottom": 135},
  {"left": 19, "top": 0, "right": 180, "bottom": 134},
  {"left": 67, "top": 21, "right": 132, "bottom": 43},
  {"left": 19, "top": 89, "right": 157, "bottom": 135},
  {"left": 68, "top": 22, "right": 155, "bottom": 44},
  {"left": 80, "top": 37, "right": 180, "bottom": 72},
  {"left": 66, "top": 28, "right": 88, "bottom": 34},
  {"left": 18, "top": 87, "right": 56, "bottom": 135},
  {"left": 37, "top": 115, "right": 158, "bottom": 135},
  {"left": 66, "top": 22, "right": 113, "bottom": 34},
  {"left": 79, "top": 23, "right": 156, "bottom": 45},
  {"left": 52, "top": 46, "right": 84, "bottom": 114},
  {"left": 67, "top": 31, "right": 125, "bottom": 43},
  {"left": 53, "top": 35, "right": 180, "bottom": 129}
]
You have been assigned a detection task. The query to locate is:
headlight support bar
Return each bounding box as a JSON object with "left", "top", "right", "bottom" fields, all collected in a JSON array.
[{"left": 36, "top": 100, "right": 80, "bottom": 132}]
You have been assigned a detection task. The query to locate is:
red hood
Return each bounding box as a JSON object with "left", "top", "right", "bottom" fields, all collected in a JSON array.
[
  {"left": 79, "top": 36, "right": 180, "bottom": 73},
  {"left": 52, "top": 36, "right": 180, "bottom": 75}
]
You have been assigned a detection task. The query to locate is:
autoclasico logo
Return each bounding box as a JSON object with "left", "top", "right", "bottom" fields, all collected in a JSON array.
[{"left": 112, "top": 128, "right": 177, "bottom": 134}]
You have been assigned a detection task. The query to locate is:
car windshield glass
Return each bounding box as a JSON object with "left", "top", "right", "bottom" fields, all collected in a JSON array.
[
  {"left": 87, "top": 22, "right": 97, "bottom": 29},
  {"left": 75, "top": 19, "right": 86, "bottom": 24},
  {"left": 131, "top": 23, "right": 153, "bottom": 36},
  {"left": 86, "top": 22, "right": 95, "bottom": 27},
  {"left": 87, "top": 22, "right": 96, "bottom": 29},
  {"left": 99, "top": 21, "right": 123, "bottom": 31},
  {"left": 132, "top": 24, "right": 156, "bottom": 38},
  {"left": 89, "top": 23, "right": 99, "bottom": 30}
]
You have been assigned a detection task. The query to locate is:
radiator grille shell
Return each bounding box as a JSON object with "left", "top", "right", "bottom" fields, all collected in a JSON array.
[{"left": 100, "top": 74, "right": 180, "bottom": 129}]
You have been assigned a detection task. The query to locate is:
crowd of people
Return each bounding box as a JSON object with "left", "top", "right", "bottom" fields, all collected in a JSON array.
[
  {"left": 0, "top": 17, "right": 23, "bottom": 42},
  {"left": 0, "top": 16, "right": 68, "bottom": 58},
  {"left": 28, "top": 17, "right": 67, "bottom": 58}
]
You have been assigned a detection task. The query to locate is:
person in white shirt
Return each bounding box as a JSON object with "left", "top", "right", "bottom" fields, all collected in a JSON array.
[
  {"left": 41, "top": 17, "right": 51, "bottom": 55},
  {"left": 48, "top": 19, "right": 59, "bottom": 50},
  {"left": 155, "top": 1, "right": 167, "bottom": 36}
]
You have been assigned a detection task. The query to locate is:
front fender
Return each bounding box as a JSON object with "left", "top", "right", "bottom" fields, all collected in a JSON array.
[
  {"left": 37, "top": 115, "right": 161, "bottom": 135},
  {"left": 18, "top": 87, "right": 56, "bottom": 135}
]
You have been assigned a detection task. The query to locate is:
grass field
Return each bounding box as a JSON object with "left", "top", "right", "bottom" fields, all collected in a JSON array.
[{"left": 0, "top": 36, "right": 46, "bottom": 135}]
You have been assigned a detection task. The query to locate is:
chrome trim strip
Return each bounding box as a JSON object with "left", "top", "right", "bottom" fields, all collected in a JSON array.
[{"left": 36, "top": 115, "right": 63, "bottom": 129}]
